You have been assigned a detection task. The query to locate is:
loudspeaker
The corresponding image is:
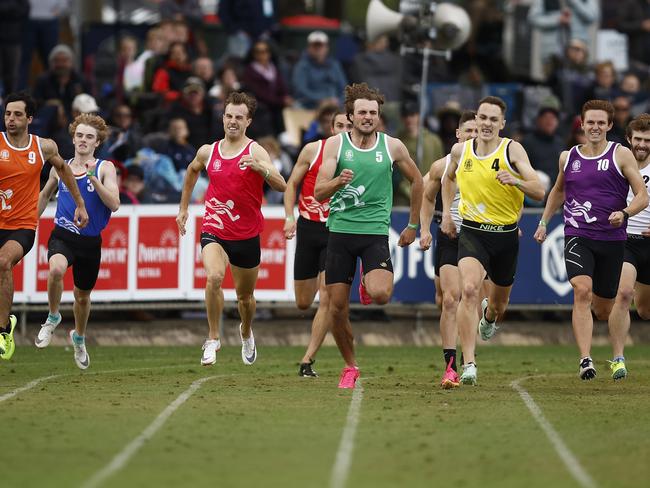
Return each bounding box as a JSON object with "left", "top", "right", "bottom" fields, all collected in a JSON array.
[
  {"left": 366, "top": 0, "right": 405, "bottom": 42},
  {"left": 431, "top": 3, "right": 471, "bottom": 50}
]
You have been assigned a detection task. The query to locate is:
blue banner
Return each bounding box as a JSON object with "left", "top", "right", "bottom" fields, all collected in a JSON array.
[{"left": 351, "top": 210, "right": 573, "bottom": 305}]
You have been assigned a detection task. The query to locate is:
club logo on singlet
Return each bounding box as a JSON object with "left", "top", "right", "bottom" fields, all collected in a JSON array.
[
  {"left": 463, "top": 159, "right": 473, "bottom": 171},
  {"left": 0, "top": 150, "right": 9, "bottom": 161},
  {"left": 344, "top": 149, "right": 354, "bottom": 161},
  {"left": 212, "top": 159, "right": 222, "bottom": 172},
  {"left": 0, "top": 188, "right": 14, "bottom": 210},
  {"left": 299, "top": 195, "right": 329, "bottom": 221},
  {"left": 571, "top": 160, "right": 581, "bottom": 173},
  {"left": 329, "top": 184, "right": 366, "bottom": 212},
  {"left": 564, "top": 198, "right": 597, "bottom": 228},
  {"left": 204, "top": 197, "right": 241, "bottom": 229}
]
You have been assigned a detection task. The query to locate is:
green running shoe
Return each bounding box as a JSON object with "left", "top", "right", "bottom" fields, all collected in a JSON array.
[
  {"left": 609, "top": 360, "right": 627, "bottom": 380},
  {"left": 0, "top": 315, "right": 17, "bottom": 360}
]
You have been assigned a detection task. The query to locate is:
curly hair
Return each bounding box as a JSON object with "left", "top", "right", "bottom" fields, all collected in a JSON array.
[
  {"left": 344, "top": 83, "right": 385, "bottom": 119},
  {"left": 626, "top": 113, "right": 650, "bottom": 139},
  {"left": 225, "top": 91, "right": 257, "bottom": 119},
  {"left": 68, "top": 113, "right": 109, "bottom": 144}
]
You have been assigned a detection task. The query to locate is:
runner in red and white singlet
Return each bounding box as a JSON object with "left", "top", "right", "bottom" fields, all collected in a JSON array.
[
  {"left": 202, "top": 139, "right": 264, "bottom": 240},
  {"left": 0, "top": 92, "right": 88, "bottom": 361},
  {"left": 177, "top": 91, "right": 286, "bottom": 367},
  {"left": 283, "top": 110, "right": 352, "bottom": 378}
]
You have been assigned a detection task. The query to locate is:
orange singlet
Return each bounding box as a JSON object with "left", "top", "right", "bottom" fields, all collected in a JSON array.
[{"left": 0, "top": 132, "right": 46, "bottom": 230}]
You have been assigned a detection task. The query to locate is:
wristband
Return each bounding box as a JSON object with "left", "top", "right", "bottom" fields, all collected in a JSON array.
[
  {"left": 86, "top": 168, "right": 96, "bottom": 178},
  {"left": 263, "top": 168, "right": 270, "bottom": 180},
  {"left": 515, "top": 179, "right": 522, "bottom": 189},
  {"left": 538, "top": 219, "right": 547, "bottom": 227},
  {"left": 285, "top": 216, "right": 295, "bottom": 222},
  {"left": 622, "top": 210, "right": 629, "bottom": 220},
  {"left": 407, "top": 223, "right": 418, "bottom": 230}
]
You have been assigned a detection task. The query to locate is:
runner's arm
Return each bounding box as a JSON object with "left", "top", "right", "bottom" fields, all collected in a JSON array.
[
  {"left": 441, "top": 143, "right": 462, "bottom": 238},
  {"left": 496, "top": 141, "right": 545, "bottom": 201},
  {"left": 390, "top": 137, "right": 423, "bottom": 247},
  {"left": 88, "top": 161, "right": 120, "bottom": 212},
  {"left": 249, "top": 143, "right": 287, "bottom": 192},
  {"left": 613, "top": 145, "right": 649, "bottom": 224},
  {"left": 37, "top": 167, "right": 59, "bottom": 217},
  {"left": 534, "top": 151, "right": 567, "bottom": 242},
  {"left": 177, "top": 144, "right": 211, "bottom": 236},
  {"left": 315, "top": 135, "right": 350, "bottom": 201},
  {"left": 283, "top": 142, "right": 316, "bottom": 239},
  {"left": 41, "top": 138, "right": 89, "bottom": 228}
]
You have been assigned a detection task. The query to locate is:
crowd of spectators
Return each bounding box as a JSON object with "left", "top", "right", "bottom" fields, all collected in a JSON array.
[{"left": 2, "top": 0, "right": 650, "bottom": 205}]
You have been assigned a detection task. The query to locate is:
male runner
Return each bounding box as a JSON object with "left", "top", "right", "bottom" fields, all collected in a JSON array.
[
  {"left": 534, "top": 100, "right": 647, "bottom": 380},
  {"left": 284, "top": 110, "right": 352, "bottom": 377},
  {"left": 177, "top": 91, "right": 286, "bottom": 366},
  {"left": 315, "top": 83, "right": 423, "bottom": 388},
  {"left": 0, "top": 92, "right": 88, "bottom": 360},
  {"left": 35, "top": 114, "right": 119, "bottom": 369},
  {"left": 441, "top": 96, "right": 545, "bottom": 385}
]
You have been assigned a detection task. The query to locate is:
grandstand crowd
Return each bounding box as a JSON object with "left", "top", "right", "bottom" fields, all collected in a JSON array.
[{"left": 2, "top": 0, "right": 648, "bottom": 207}]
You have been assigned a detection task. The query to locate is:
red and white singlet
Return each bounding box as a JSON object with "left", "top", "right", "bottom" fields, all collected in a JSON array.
[
  {"left": 201, "top": 139, "right": 264, "bottom": 240},
  {"left": 298, "top": 139, "right": 329, "bottom": 223}
]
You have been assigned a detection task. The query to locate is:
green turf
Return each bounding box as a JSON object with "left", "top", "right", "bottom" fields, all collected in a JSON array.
[{"left": 1, "top": 345, "right": 649, "bottom": 488}]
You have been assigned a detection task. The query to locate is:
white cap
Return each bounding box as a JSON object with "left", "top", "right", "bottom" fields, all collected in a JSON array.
[
  {"left": 72, "top": 93, "right": 100, "bottom": 114},
  {"left": 307, "top": 31, "right": 329, "bottom": 44}
]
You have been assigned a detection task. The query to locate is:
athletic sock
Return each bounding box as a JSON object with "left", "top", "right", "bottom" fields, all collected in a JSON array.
[
  {"left": 443, "top": 349, "right": 457, "bottom": 371},
  {"left": 613, "top": 355, "right": 625, "bottom": 363},
  {"left": 72, "top": 331, "right": 84, "bottom": 345},
  {"left": 48, "top": 312, "right": 61, "bottom": 323}
]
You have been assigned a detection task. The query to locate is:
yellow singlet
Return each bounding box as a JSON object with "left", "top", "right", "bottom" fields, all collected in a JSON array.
[{"left": 456, "top": 137, "right": 523, "bottom": 225}]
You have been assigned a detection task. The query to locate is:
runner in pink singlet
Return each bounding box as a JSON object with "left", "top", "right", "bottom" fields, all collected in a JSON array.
[
  {"left": 177, "top": 92, "right": 287, "bottom": 367},
  {"left": 283, "top": 110, "right": 352, "bottom": 378}
]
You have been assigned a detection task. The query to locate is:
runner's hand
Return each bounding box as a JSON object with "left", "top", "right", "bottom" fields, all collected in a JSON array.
[
  {"left": 398, "top": 226, "right": 416, "bottom": 247},
  {"left": 608, "top": 210, "right": 625, "bottom": 228},
  {"left": 284, "top": 218, "right": 297, "bottom": 239},
  {"left": 533, "top": 225, "right": 547, "bottom": 243},
  {"left": 420, "top": 230, "right": 432, "bottom": 250},
  {"left": 74, "top": 205, "right": 89, "bottom": 228},
  {"left": 441, "top": 214, "right": 456, "bottom": 238},
  {"left": 338, "top": 169, "right": 354, "bottom": 186},
  {"left": 176, "top": 209, "right": 188, "bottom": 236}
]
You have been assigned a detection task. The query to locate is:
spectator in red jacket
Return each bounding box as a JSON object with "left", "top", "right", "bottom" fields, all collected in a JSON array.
[{"left": 151, "top": 41, "right": 192, "bottom": 102}]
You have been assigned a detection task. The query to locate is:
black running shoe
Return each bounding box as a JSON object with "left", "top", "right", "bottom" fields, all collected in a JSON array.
[
  {"left": 579, "top": 357, "right": 597, "bottom": 380},
  {"left": 299, "top": 359, "right": 318, "bottom": 377}
]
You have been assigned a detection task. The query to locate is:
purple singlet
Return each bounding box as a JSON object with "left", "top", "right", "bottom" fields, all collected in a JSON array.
[{"left": 563, "top": 141, "right": 629, "bottom": 241}]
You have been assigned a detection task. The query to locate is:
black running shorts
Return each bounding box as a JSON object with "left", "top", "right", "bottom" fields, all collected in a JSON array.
[
  {"left": 294, "top": 216, "right": 328, "bottom": 280},
  {"left": 325, "top": 232, "right": 393, "bottom": 285},
  {"left": 434, "top": 227, "right": 459, "bottom": 276},
  {"left": 48, "top": 226, "right": 102, "bottom": 291},
  {"left": 564, "top": 235, "right": 625, "bottom": 299},
  {"left": 200, "top": 232, "right": 261, "bottom": 269},
  {"left": 0, "top": 228, "right": 35, "bottom": 257},
  {"left": 624, "top": 235, "right": 650, "bottom": 285},
  {"left": 457, "top": 220, "right": 519, "bottom": 287}
]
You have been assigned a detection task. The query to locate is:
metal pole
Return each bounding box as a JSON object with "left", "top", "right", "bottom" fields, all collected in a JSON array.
[{"left": 415, "top": 46, "right": 431, "bottom": 168}]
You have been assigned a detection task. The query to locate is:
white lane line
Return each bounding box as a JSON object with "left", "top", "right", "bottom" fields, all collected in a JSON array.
[
  {"left": 511, "top": 377, "right": 597, "bottom": 488},
  {"left": 0, "top": 375, "right": 59, "bottom": 403},
  {"left": 330, "top": 379, "right": 364, "bottom": 488},
  {"left": 81, "top": 375, "right": 220, "bottom": 488}
]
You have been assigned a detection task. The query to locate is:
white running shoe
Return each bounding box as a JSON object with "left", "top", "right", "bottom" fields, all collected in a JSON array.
[
  {"left": 460, "top": 362, "right": 478, "bottom": 385},
  {"left": 478, "top": 298, "right": 499, "bottom": 340},
  {"left": 579, "top": 357, "right": 596, "bottom": 380},
  {"left": 69, "top": 330, "right": 90, "bottom": 370},
  {"left": 35, "top": 313, "right": 62, "bottom": 348},
  {"left": 240, "top": 323, "right": 257, "bottom": 365},
  {"left": 201, "top": 339, "right": 221, "bottom": 366}
]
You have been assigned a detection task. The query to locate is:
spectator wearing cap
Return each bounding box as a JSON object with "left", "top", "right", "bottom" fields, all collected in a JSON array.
[
  {"left": 33, "top": 43, "right": 91, "bottom": 119},
  {"left": 242, "top": 39, "right": 292, "bottom": 136},
  {"left": 151, "top": 41, "right": 193, "bottom": 103},
  {"left": 521, "top": 105, "right": 564, "bottom": 186},
  {"left": 167, "top": 76, "right": 215, "bottom": 148},
  {"left": 394, "top": 101, "right": 444, "bottom": 206},
  {"left": 120, "top": 165, "right": 152, "bottom": 204},
  {"left": 291, "top": 31, "right": 347, "bottom": 110},
  {"left": 71, "top": 93, "right": 100, "bottom": 118}
]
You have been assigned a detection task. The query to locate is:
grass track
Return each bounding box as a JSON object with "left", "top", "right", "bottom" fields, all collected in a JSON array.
[{"left": 1, "top": 345, "right": 649, "bottom": 488}]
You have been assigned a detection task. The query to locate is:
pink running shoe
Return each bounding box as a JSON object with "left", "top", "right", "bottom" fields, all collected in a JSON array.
[
  {"left": 338, "top": 366, "right": 360, "bottom": 389},
  {"left": 440, "top": 358, "right": 460, "bottom": 389},
  {"left": 358, "top": 266, "right": 372, "bottom": 305}
]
